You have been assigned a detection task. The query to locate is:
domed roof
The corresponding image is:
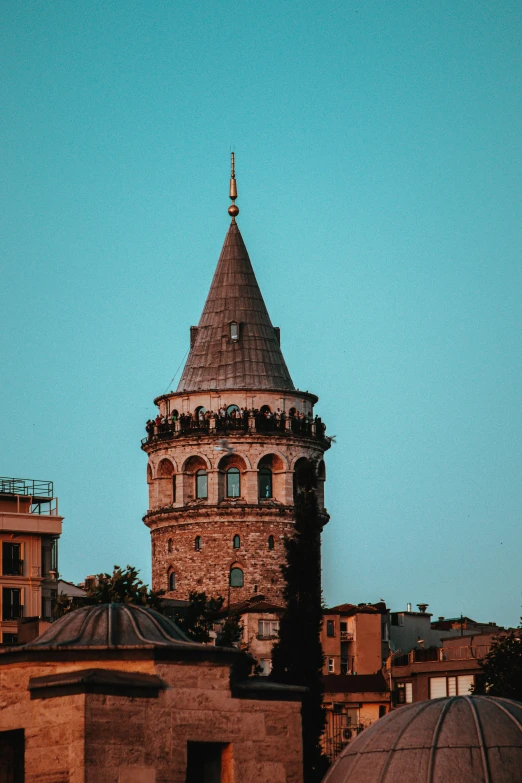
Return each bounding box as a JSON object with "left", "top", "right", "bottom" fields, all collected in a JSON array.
[
  {"left": 24, "top": 603, "right": 193, "bottom": 648},
  {"left": 323, "top": 696, "right": 522, "bottom": 783}
]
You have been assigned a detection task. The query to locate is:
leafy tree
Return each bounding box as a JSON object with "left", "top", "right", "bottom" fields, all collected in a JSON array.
[
  {"left": 271, "top": 461, "right": 329, "bottom": 783},
  {"left": 173, "top": 591, "right": 225, "bottom": 643},
  {"left": 54, "top": 565, "right": 164, "bottom": 617},
  {"left": 167, "top": 590, "right": 243, "bottom": 648},
  {"left": 474, "top": 621, "right": 522, "bottom": 700}
]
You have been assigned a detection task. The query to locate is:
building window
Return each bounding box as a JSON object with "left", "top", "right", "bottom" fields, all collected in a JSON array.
[
  {"left": 226, "top": 467, "right": 240, "bottom": 498},
  {"left": 2, "top": 633, "right": 18, "bottom": 645},
  {"left": 429, "top": 674, "right": 474, "bottom": 699},
  {"left": 230, "top": 321, "right": 239, "bottom": 341},
  {"left": 258, "top": 467, "right": 272, "bottom": 498},
  {"left": 328, "top": 658, "right": 335, "bottom": 673},
  {"left": 227, "top": 404, "right": 239, "bottom": 416},
  {"left": 258, "top": 620, "right": 279, "bottom": 639},
  {"left": 2, "top": 543, "right": 22, "bottom": 576},
  {"left": 233, "top": 535, "right": 240, "bottom": 549},
  {"left": 230, "top": 567, "right": 244, "bottom": 588},
  {"left": 169, "top": 572, "right": 176, "bottom": 591},
  {"left": 259, "top": 658, "right": 272, "bottom": 676},
  {"left": 391, "top": 612, "right": 405, "bottom": 627},
  {"left": 2, "top": 588, "right": 22, "bottom": 621},
  {"left": 268, "top": 535, "right": 274, "bottom": 550},
  {"left": 195, "top": 470, "right": 208, "bottom": 499},
  {"left": 172, "top": 474, "right": 176, "bottom": 502},
  {"left": 326, "top": 619, "right": 335, "bottom": 637},
  {"left": 194, "top": 536, "right": 202, "bottom": 551},
  {"left": 168, "top": 538, "right": 173, "bottom": 554}
]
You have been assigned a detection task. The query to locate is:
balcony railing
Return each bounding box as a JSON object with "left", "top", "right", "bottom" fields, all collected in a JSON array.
[
  {"left": 392, "top": 644, "right": 492, "bottom": 667},
  {"left": 340, "top": 631, "right": 353, "bottom": 641},
  {"left": 143, "top": 413, "right": 326, "bottom": 445},
  {"left": 0, "top": 477, "right": 53, "bottom": 498}
]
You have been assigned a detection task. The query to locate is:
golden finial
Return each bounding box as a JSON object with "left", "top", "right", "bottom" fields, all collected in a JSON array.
[{"left": 228, "top": 152, "right": 239, "bottom": 220}]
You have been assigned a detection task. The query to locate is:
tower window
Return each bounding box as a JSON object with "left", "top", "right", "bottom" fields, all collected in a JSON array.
[
  {"left": 268, "top": 535, "right": 274, "bottom": 550},
  {"left": 233, "top": 534, "right": 240, "bottom": 549},
  {"left": 230, "top": 321, "right": 239, "bottom": 342},
  {"left": 230, "top": 567, "right": 244, "bottom": 588},
  {"left": 168, "top": 538, "right": 173, "bottom": 554},
  {"left": 195, "top": 470, "right": 208, "bottom": 499},
  {"left": 172, "top": 475, "right": 176, "bottom": 503},
  {"left": 194, "top": 536, "right": 202, "bottom": 551},
  {"left": 226, "top": 467, "right": 240, "bottom": 498},
  {"left": 169, "top": 572, "right": 176, "bottom": 591},
  {"left": 258, "top": 467, "right": 272, "bottom": 498}
]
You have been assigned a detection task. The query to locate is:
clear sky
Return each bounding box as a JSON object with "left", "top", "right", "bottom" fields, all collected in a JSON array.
[{"left": 1, "top": 1, "right": 521, "bottom": 627}]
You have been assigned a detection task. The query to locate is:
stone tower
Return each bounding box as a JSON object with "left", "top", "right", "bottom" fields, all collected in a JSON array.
[{"left": 142, "top": 157, "right": 329, "bottom": 603}]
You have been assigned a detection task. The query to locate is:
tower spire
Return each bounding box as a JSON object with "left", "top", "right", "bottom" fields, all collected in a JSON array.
[{"left": 228, "top": 152, "right": 239, "bottom": 221}]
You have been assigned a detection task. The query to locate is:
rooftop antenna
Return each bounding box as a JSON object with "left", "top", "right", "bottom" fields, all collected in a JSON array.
[{"left": 228, "top": 152, "right": 239, "bottom": 221}]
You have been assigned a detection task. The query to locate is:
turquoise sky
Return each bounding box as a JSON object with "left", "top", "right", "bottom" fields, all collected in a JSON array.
[{"left": 2, "top": 1, "right": 521, "bottom": 626}]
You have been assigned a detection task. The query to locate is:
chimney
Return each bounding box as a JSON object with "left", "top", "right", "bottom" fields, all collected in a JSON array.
[
  {"left": 406, "top": 603, "right": 412, "bottom": 612},
  {"left": 417, "top": 603, "right": 429, "bottom": 613}
]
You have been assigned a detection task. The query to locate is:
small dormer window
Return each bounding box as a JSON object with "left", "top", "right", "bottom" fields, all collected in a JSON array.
[{"left": 230, "top": 321, "right": 239, "bottom": 342}]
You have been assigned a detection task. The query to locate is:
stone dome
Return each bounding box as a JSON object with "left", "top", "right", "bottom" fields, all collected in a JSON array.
[
  {"left": 25, "top": 603, "right": 193, "bottom": 648},
  {"left": 323, "top": 696, "right": 522, "bottom": 783}
]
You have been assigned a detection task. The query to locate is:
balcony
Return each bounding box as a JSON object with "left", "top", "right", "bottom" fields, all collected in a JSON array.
[
  {"left": 143, "top": 413, "right": 327, "bottom": 446},
  {"left": 340, "top": 631, "right": 353, "bottom": 641},
  {"left": 0, "top": 477, "right": 53, "bottom": 499},
  {"left": 392, "top": 644, "right": 492, "bottom": 667}
]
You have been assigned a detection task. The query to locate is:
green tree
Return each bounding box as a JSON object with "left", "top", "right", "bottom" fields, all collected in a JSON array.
[
  {"left": 271, "top": 461, "right": 329, "bottom": 783},
  {"left": 474, "top": 621, "right": 522, "bottom": 700},
  {"left": 54, "top": 564, "right": 164, "bottom": 617},
  {"left": 173, "top": 591, "right": 225, "bottom": 643}
]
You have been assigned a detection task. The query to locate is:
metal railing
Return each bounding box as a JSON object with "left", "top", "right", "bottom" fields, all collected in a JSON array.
[
  {"left": 143, "top": 414, "right": 327, "bottom": 445},
  {"left": 392, "top": 644, "right": 492, "bottom": 667},
  {"left": 0, "top": 477, "right": 53, "bottom": 498}
]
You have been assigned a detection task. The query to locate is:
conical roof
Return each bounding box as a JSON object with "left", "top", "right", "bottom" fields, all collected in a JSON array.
[{"left": 177, "top": 220, "right": 295, "bottom": 392}]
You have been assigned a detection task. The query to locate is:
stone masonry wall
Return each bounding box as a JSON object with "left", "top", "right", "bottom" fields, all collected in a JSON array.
[
  {"left": 150, "top": 509, "right": 296, "bottom": 603},
  {"left": 143, "top": 390, "right": 328, "bottom": 604}
]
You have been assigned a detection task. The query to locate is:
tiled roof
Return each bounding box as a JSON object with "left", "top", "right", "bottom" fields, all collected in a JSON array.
[{"left": 177, "top": 220, "right": 295, "bottom": 392}]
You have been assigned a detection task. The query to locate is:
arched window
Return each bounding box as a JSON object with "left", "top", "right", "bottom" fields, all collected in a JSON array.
[
  {"left": 169, "top": 572, "right": 176, "bottom": 591},
  {"left": 194, "top": 535, "right": 202, "bottom": 551},
  {"left": 258, "top": 467, "right": 272, "bottom": 498},
  {"left": 195, "top": 469, "right": 208, "bottom": 499},
  {"left": 227, "top": 404, "right": 239, "bottom": 416},
  {"left": 230, "top": 567, "right": 244, "bottom": 587},
  {"left": 268, "top": 535, "right": 275, "bottom": 550},
  {"left": 226, "top": 467, "right": 240, "bottom": 498},
  {"left": 195, "top": 405, "right": 206, "bottom": 419},
  {"left": 260, "top": 404, "right": 271, "bottom": 414},
  {"left": 233, "top": 534, "right": 240, "bottom": 550},
  {"left": 288, "top": 407, "right": 296, "bottom": 418},
  {"left": 168, "top": 538, "right": 173, "bottom": 554}
]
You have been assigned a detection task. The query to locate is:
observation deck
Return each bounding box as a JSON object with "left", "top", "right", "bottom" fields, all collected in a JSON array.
[{"left": 142, "top": 411, "right": 328, "bottom": 448}]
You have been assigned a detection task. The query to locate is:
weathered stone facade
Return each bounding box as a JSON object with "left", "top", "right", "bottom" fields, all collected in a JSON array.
[
  {"left": 143, "top": 205, "right": 329, "bottom": 605},
  {"left": 0, "top": 603, "right": 305, "bottom": 782},
  {"left": 143, "top": 390, "right": 329, "bottom": 602}
]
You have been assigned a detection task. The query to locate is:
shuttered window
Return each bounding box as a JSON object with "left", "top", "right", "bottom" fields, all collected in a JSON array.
[
  {"left": 405, "top": 683, "right": 413, "bottom": 703},
  {"left": 457, "top": 675, "right": 474, "bottom": 695},
  {"left": 429, "top": 677, "right": 447, "bottom": 699}
]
